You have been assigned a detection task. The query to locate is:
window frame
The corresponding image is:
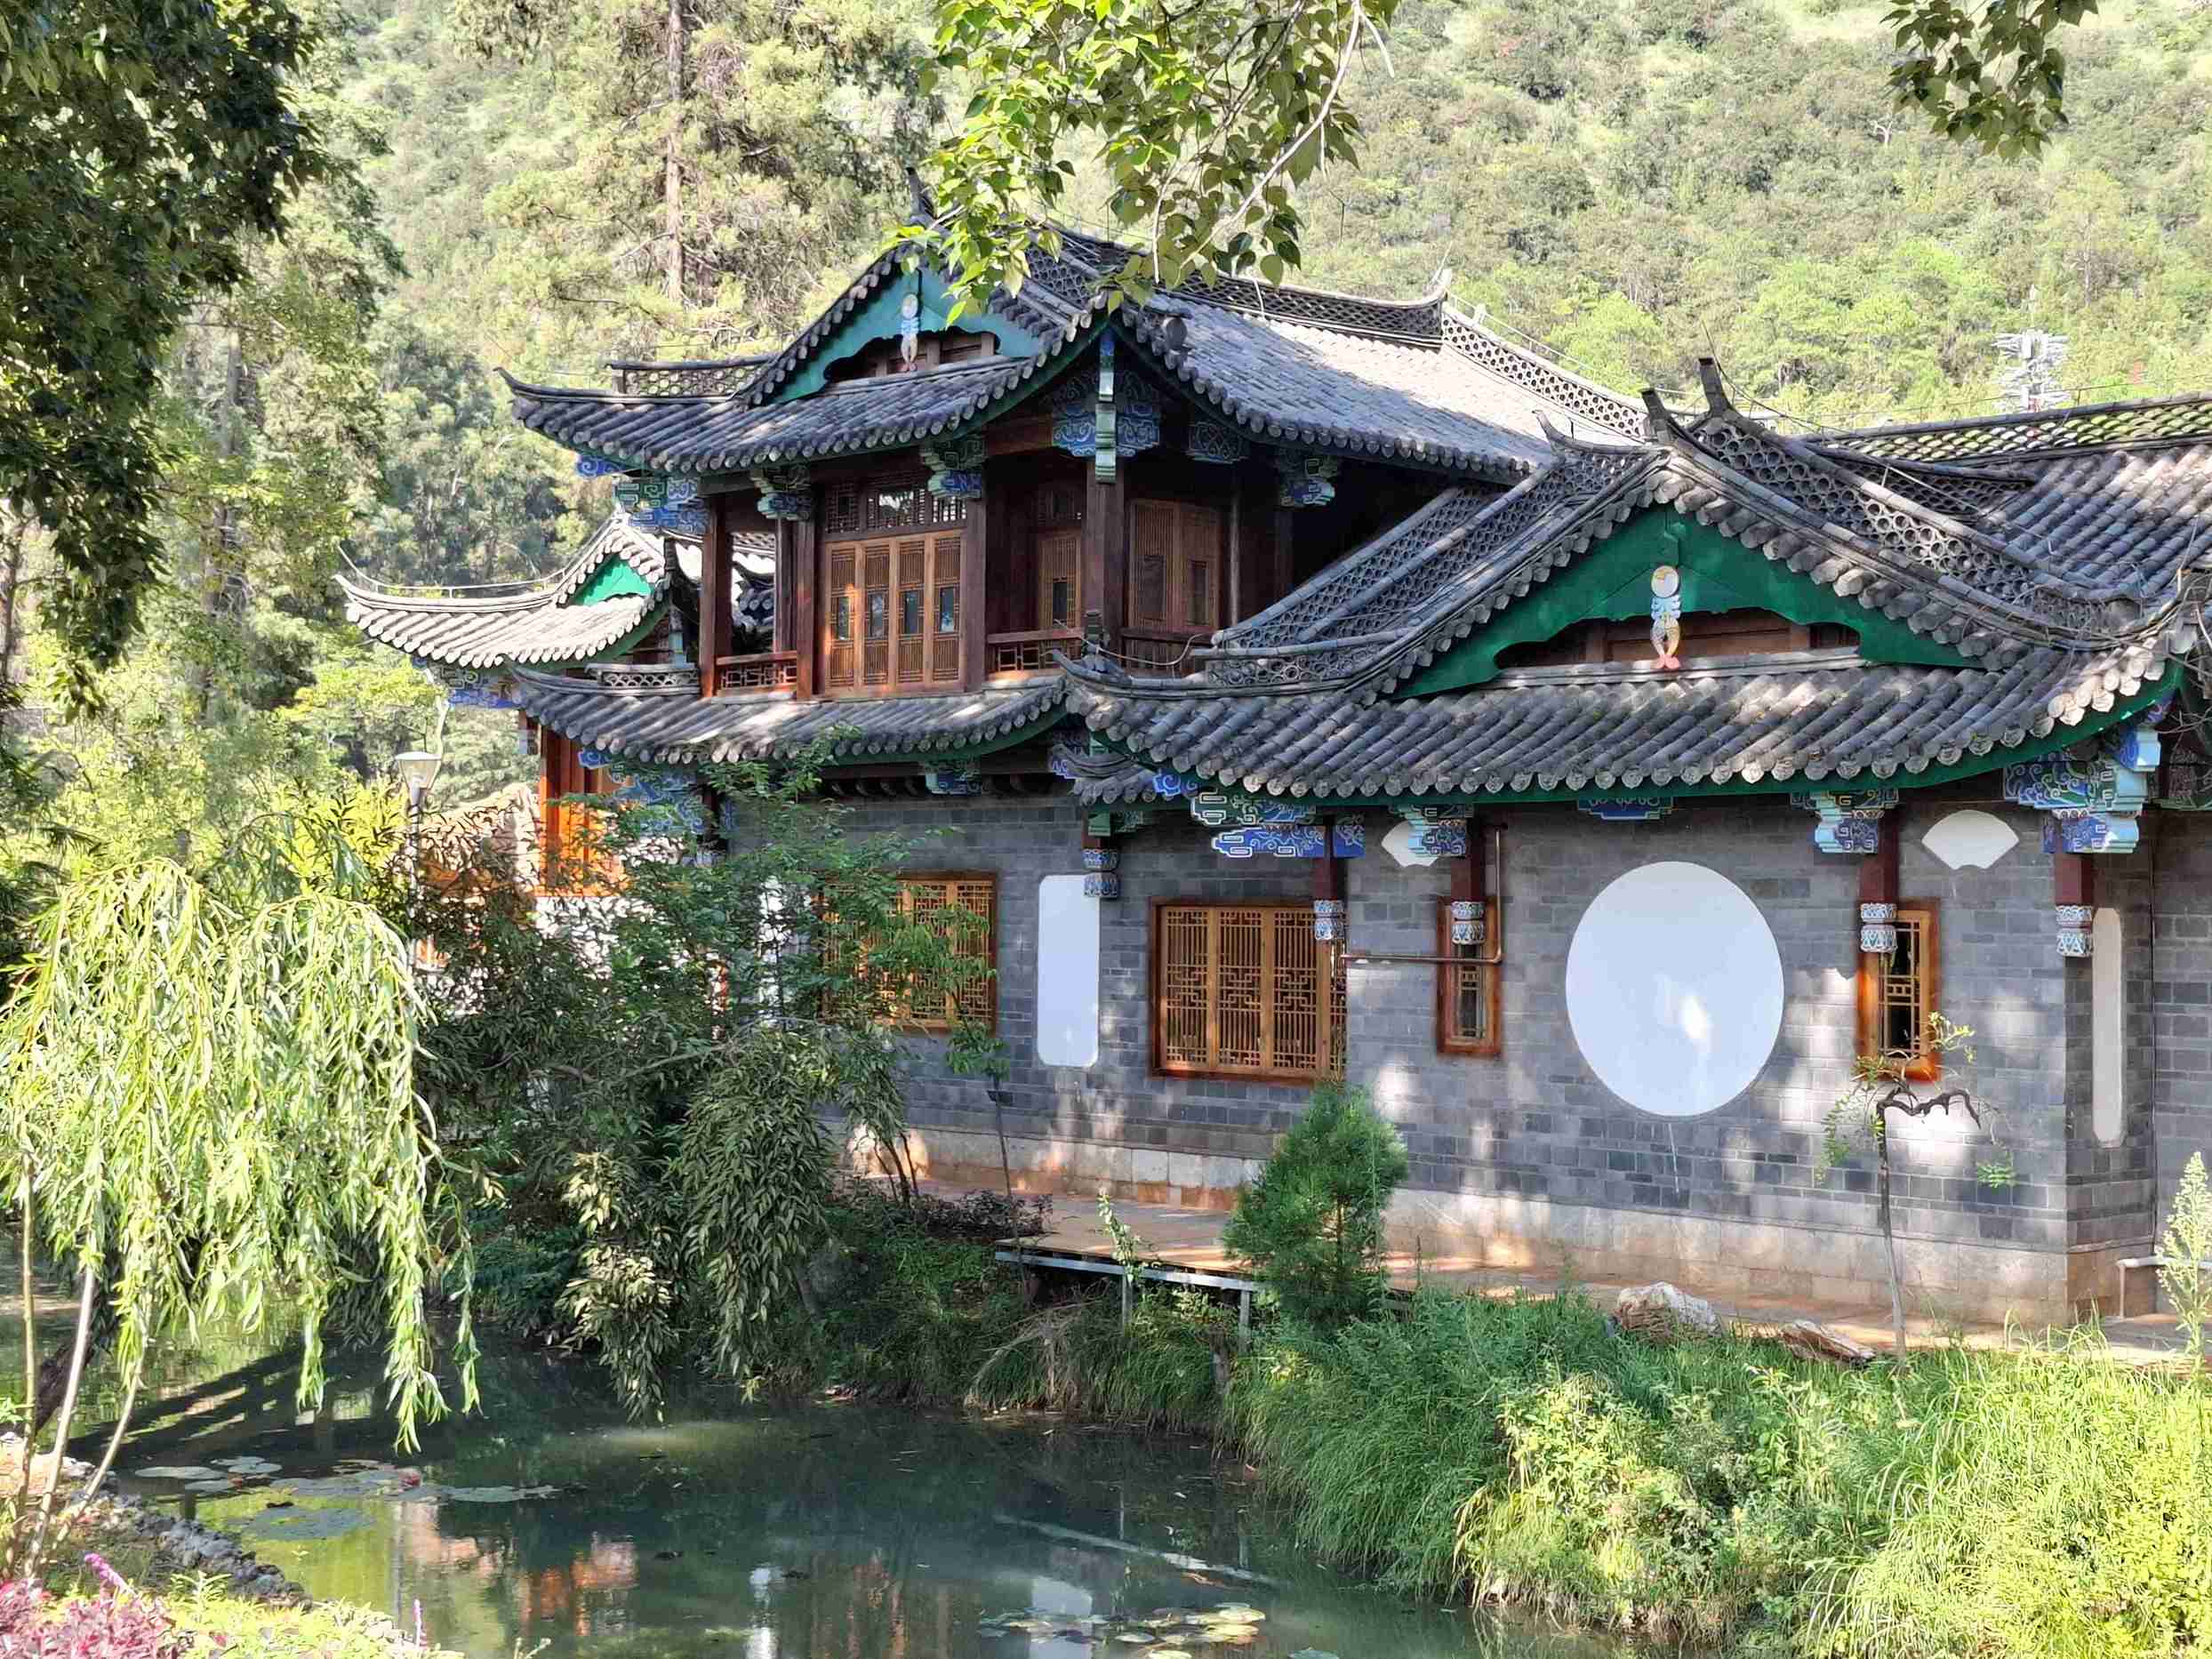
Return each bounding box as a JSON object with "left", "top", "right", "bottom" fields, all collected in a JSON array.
[
  {"left": 1435, "top": 895, "right": 1503, "bottom": 1058},
  {"left": 1148, "top": 897, "right": 1347, "bottom": 1084},
  {"left": 892, "top": 871, "right": 998, "bottom": 1034},
  {"left": 1857, "top": 898, "right": 1940, "bottom": 1081}
]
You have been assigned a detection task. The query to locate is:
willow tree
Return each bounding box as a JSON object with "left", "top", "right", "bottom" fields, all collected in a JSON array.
[{"left": 0, "top": 846, "right": 473, "bottom": 1575}]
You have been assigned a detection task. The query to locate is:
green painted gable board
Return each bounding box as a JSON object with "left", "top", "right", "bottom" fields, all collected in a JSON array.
[
  {"left": 573, "top": 558, "right": 656, "bottom": 605},
  {"left": 1399, "top": 507, "right": 1968, "bottom": 697},
  {"left": 774, "top": 266, "right": 1049, "bottom": 402}
]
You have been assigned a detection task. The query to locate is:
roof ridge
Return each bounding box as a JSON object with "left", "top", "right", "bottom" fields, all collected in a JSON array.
[
  {"left": 1439, "top": 308, "right": 1647, "bottom": 442},
  {"left": 1825, "top": 388, "right": 2212, "bottom": 462}
]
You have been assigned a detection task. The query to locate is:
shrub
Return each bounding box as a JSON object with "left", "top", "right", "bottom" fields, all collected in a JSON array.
[
  {"left": 0, "top": 1581, "right": 187, "bottom": 1659},
  {"left": 1222, "top": 1083, "right": 1407, "bottom": 1327}
]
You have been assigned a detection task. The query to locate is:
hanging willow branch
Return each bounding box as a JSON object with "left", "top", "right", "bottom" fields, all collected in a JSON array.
[{"left": 0, "top": 855, "right": 472, "bottom": 1549}]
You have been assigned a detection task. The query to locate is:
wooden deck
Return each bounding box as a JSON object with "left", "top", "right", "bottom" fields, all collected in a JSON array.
[{"left": 990, "top": 1188, "right": 2193, "bottom": 1363}]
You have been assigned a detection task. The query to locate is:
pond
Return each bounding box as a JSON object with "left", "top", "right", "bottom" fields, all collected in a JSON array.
[{"left": 36, "top": 1312, "right": 1618, "bottom": 1659}]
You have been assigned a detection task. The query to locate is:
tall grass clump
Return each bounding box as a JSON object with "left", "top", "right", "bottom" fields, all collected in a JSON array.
[
  {"left": 1801, "top": 1333, "right": 2212, "bottom": 1658},
  {"left": 1229, "top": 1290, "right": 2212, "bottom": 1654}
]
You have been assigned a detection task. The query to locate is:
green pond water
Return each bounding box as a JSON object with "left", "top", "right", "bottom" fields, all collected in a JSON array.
[{"left": 40, "top": 1318, "right": 1616, "bottom": 1659}]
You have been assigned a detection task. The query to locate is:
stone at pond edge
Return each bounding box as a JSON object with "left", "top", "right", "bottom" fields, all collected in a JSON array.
[{"left": 1614, "top": 1282, "right": 1719, "bottom": 1341}]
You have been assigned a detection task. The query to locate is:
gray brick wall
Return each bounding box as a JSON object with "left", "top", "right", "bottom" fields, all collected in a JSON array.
[
  {"left": 2152, "top": 816, "right": 2212, "bottom": 1230},
  {"left": 819, "top": 784, "right": 2208, "bottom": 1280}
]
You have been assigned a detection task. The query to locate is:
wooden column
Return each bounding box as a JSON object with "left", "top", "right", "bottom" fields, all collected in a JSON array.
[
  {"left": 1084, "top": 457, "right": 1126, "bottom": 656},
  {"left": 790, "top": 510, "right": 818, "bottom": 700},
  {"left": 1858, "top": 828, "right": 1898, "bottom": 910},
  {"left": 698, "top": 494, "right": 733, "bottom": 696},
  {"left": 2055, "top": 849, "right": 2095, "bottom": 957},
  {"left": 1272, "top": 502, "right": 1295, "bottom": 605},
  {"left": 961, "top": 483, "right": 990, "bottom": 691}
]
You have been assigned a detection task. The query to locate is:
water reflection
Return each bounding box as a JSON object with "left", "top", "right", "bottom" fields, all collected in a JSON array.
[{"left": 28, "top": 1310, "right": 1617, "bottom": 1659}]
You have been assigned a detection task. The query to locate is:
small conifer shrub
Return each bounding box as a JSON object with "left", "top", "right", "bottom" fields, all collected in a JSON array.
[{"left": 1223, "top": 1083, "right": 1408, "bottom": 1327}]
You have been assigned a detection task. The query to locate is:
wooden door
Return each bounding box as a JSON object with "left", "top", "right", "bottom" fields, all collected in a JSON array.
[
  {"left": 822, "top": 529, "right": 964, "bottom": 694},
  {"left": 1129, "top": 501, "right": 1222, "bottom": 633}
]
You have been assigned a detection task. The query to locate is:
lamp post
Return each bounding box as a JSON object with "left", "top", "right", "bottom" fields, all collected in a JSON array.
[{"left": 393, "top": 749, "right": 443, "bottom": 901}]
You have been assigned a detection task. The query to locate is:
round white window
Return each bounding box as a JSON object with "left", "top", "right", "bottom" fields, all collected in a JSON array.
[{"left": 1564, "top": 861, "right": 1784, "bottom": 1118}]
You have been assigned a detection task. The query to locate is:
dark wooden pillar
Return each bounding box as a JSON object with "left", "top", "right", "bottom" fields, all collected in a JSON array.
[
  {"left": 790, "top": 510, "right": 817, "bottom": 700},
  {"left": 1858, "top": 827, "right": 1898, "bottom": 913},
  {"left": 961, "top": 485, "right": 990, "bottom": 691},
  {"left": 2055, "top": 850, "right": 2095, "bottom": 913},
  {"left": 1272, "top": 503, "right": 1295, "bottom": 605},
  {"left": 699, "top": 494, "right": 733, "bottom": 696},
  {"left": 1084, "top": 457, "right": 1126, "bottom": 655}
]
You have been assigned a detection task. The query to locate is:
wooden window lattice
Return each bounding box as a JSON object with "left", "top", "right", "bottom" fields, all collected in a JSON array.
[
  {"left": 897, "top": 876, "right": 997, "bottom": 1032},
  {"left": 827, "top": 529, "right": 964, "bottom": 693},
  {"left": 1128, "top": 500, "right": 1222, "bottom": 636},
  {"left": 1155, "top": 902, "right": 1345, "bottom": 1081},
  {"left": 1437, "top": 896, "right": 1501, "bottom": 1057},
  {"left": 1859, "top": 901, "right": 1940, "bottom": 1081},
  {"left": 823, "top": 472, "right": 967, "bottom": 537}
]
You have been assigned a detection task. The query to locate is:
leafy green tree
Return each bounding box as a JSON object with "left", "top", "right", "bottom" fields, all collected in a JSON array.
[
  {"left": 0, "top": 0, "right": 347, "bottom": 696},
  {"left": 417, "top": 740, "right": 995, "bottom": 1412},
  {"left": 1223, "top": 1084, "right": 1408, "bottom": 1329},
  {"left": 0, "top": 816, "right": 473, "bottom": 1575}
]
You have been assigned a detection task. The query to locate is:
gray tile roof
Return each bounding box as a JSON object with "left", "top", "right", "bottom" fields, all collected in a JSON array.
[
  {"left": 1059, "top": 375, "right": 2210, "bottom": 802},
  {"left": 509, "top": 669, "right": 1068, "bottom": 765},
  {"left": 1188, "top": 385, "right": 2212, "bottom": 698},
  {"left": 341, "top": 514, "right": 774, "bottom": 670},
  {"left": 1066, "top": 645, "right": 2173, "bottom": 803},
  {"left": 507, "top": 357, "right": 1062, "bottom": 476},
  {"left": 506, "top": 223, "right": 1645, "bottom": 482}
]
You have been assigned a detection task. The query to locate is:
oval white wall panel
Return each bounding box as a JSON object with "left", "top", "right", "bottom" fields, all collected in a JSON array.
[
  {"left": 1565, "top": 862, "right": 1784, "bottom": 1118},
  {"left": 1920, "top": 808, "right": 2019, "bottom": 870},
  {"left": 1035, "top": 875, "right": 1101, "bottom": 1068}
]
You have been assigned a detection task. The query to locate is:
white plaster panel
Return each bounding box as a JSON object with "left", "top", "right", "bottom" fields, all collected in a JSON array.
[
  {"left": 1921, "top": 808, "right": 2019, "bottom": 870},
  {"left": 1564, "top": 861, "right": 1784, "bottom": 1118},
  {"left": 1034, "top": 874, "right": 1101, "bottom": 1068}
]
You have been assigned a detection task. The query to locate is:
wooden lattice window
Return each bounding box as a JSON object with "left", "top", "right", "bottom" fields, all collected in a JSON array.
[
  {"left": 1151, "top": 901, "right": 1346, "bottom": 1082},
  {"left": 895, "top": 875, "right": 998, "bottom": 1032},
  {"left": 823, "top": 529, "right": 964, "bottom": 693},
  {"left": 1859, "top": 901, "right": 1940, "bottom": 1080},
  {"left": 1437, "top": 897, "right": 1502, "bottom": 1057}
]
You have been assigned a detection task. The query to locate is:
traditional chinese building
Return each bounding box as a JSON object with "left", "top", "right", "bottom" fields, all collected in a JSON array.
[{"left": 344, "top": 215, "right": 2212, "bottom": 1325}]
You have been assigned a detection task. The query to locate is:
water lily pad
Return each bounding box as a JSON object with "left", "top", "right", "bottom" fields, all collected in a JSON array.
[
  {"left": 1115, "top": 1634, "right": 1153, "bottom": 1644},
  {"left": 1210, "top": 1607, "right": 1264, "bottom": 1623},
  {"left": 212, "top": 1457, "right": 282, "bottom": 1475},
  {"left": 277, "top": 1472, "right": 408, "bottom": 1498},
  {"left": 432, "top": 1484, "right": 557, "bottom": 1503},
  {"left": 1149, "top": 1648, "right": 1192, "bottom": 1658},
  {"left": 134, "top": 1465, "right": 222, "bottom": 1480},
  {"left": 183, "top": 1479, "right": 236, "bottom": 1494},
  {"left": 239, "top": 1506, "right": 371, "bottom": 1541},
  {"left": 1289, "top": 1650, "right": 1339, "bottom": 1659}
]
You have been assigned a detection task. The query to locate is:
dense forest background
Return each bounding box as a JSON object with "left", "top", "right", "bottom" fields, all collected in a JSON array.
[{"left": 6, "top": 0, "right": 2211, "bottom": 835}]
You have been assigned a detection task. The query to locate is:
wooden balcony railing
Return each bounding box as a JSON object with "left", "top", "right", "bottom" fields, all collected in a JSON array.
[
  {"left": 716, "top": 651, "right": 799, "bottom": 692},
  {"left": 987, "top": 629, "right": 1083, "bottom": 677}
]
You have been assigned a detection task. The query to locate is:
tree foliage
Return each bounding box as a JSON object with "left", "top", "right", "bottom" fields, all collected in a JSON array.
[
  {"left": 417, "top": 742, "right": 996, "bottom": 1412},
  {"left": 914, "top": 0, "right": 1400, "bottom": 314},
  {"left": 0, "top": 0, "right": 343, "bottom": 697},
  {"left": 0, "top": 811, "right": 473, "bottom": 1567},
  {"left": 916, "top": 0, "right": 2116, "bottom": 320},
  {"left": 1223, "top": 1083, "right": 1407, "bottom": 1328}
]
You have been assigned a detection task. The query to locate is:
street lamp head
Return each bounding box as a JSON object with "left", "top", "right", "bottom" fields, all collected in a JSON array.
[{"left": 393, "top": 749, "right": 443, "bottom": 809}]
